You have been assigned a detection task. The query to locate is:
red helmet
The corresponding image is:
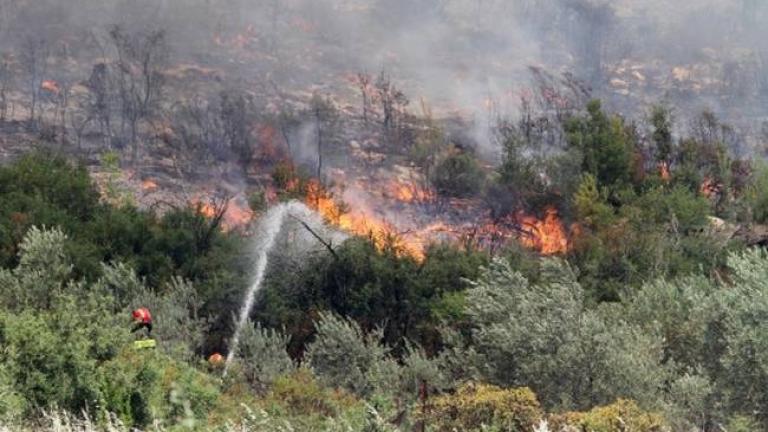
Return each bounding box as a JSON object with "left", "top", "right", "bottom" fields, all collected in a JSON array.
[
  {"left": 132, "top": 307, "right": 152, "bottom": 324},
  {"left": 208, "top": 353, "right": 225, "bottom": 366}
]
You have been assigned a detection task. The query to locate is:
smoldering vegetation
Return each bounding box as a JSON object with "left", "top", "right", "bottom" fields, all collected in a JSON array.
[{"left": 0, "top": 0, "right": 764, "bottom": 158}]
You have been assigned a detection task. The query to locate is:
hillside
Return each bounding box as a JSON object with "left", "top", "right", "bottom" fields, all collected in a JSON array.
[{"left": 0, "top": 1, "right": 768, "bottom": 431}]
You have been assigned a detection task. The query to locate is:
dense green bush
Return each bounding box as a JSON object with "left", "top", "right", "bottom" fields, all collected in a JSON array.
[
  {"left": 420, "top": 383, "right": 542, "bottom": 432},
  {"left": 551, "top": 399, "right": 667, "bottom": 432},
  {"left": 462, "top": 258, "right": 665, "bottom": 410},
  {"left": 429, "top": 152, "right": 485, "bottom": 198},
  {"left": 0, "top": 153, "right": 246, "bottom": 351},
  {"left": 0, "top": 225, "right": 224, "bottom": 428},
  {"left": 305, "top": 312, "right": 395, "bottom": 397},
  {"left": 97, "top": 350, "right": 220, "bottom": 428},
  {"left": 564, "top": 100, "right": 633, "bottom": 189},
  {"left": 258, "top": 238, "right": 487, "bottom": 355},
  {"left": 233, "top": 321, "right": 295, "bottom": 390}
]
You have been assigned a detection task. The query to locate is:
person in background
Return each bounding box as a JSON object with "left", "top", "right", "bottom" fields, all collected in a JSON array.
[{"left": 131, "top": 307, "right": 153, "bottom": 338}]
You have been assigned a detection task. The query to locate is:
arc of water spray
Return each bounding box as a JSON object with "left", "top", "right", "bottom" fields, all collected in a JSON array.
[
  {"left": 223, "top": 202, "right": 292, "bottom": 375},
  {"left": 223, "top": 200, "right": 343, "bottom": 376}
]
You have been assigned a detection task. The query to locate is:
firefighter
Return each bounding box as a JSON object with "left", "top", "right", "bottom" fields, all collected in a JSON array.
[{"left": 131, "top": 307, "right": 153, "bottom": 338}]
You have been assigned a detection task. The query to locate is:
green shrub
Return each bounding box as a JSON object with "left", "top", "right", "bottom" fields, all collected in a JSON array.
[
  {"left": 463, "top": 258, "right": 665, "bottom": 410},
  {"left": 0, "top": 365, "right": 26, "bottom": 422},
  {"left": 726, "top": 414, "right": 761, "bottom": 432},
  {"left": 0, "top": 308, "right": 113, "bottom": 416},
  {"left": 420, "top": 382, "right": 542, "bottom": 432},
  {"left": 266, "top": 369, "right": 358, "bottom": 417},
  {"left": 551, "top": 399, "right": 666, "bottom": 432},
  {"left": 305, "top": 312, "right": 392, "bottom": 397},
  {"left": 430, "top": 153, "right": 485, "bottom": 198},
  {"left": 234, "top": 321, "right": 295, "bottom": 390},
  {"left": 97, "top": 349, "right": 220, "bottom": 428}
]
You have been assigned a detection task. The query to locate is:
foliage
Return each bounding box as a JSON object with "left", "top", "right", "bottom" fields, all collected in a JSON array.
[
  {"left": 746, "top": 161, "right": 768, "bottom": 223},
  {"left": 551, "top": 399, "right": 666, "bottom": 432},
  {"left": 0, "top": 225, "right": 221, "bottom": 428},
  {"left": 573, "top": 173, "right": 613, "bottom": 229},
  {"left": 1, "top": 94, "right": 768, "bottom": 431},
  {"left": 650, "top": 105, "right": 674, "bottom": 164},
  {"left": 234, "top": 321, "right": 294, "bottom": 390},
  {"left": 564, "top": 100, "right": 633, "bottom": 189},
  {"left": 97, "top": 350, "right": 219, "bottom": 429},
  {"left": 0, "top": 226, "right": 72, "bottom": 310},
  {"left": 0, "top": 152, "right": 245, "bottom": 345},
  {"left": 0, "top": 369, "right": 24, "bottom": 422},
  {"left": 305, "top": 312, "right": 392, "bottom": 397},
  {"left": 125, "top": 275, "right": 209, "bottom": 362},
  {"left": 463, "top": 258, "right": 665, "bottom": 410},
  {"left": 420, "top": 383, "right": 542, "bottom": 432},
  {"left": 725, "top": 415, "right": 761, "bottom": 432},
  {"left": 259, "top": 238, "right": 487, "bottom": 355},
  {"left": 265, "top": 369, "right": 358, "bottom": 418},
  {"left": 429, "top": 151, "right": 485, "bottom": 198}
]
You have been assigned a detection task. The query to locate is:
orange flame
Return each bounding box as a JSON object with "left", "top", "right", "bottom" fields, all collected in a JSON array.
[
  {"left": 281, "top": 167, "right": 572, "bottom": 259},
  {"left": 193, "top": 198, "right": 254, "bottom": 232},
  {"left": 141, "top": 179, "right": 158, "bottom": 191},
  {"left": 41, "top": 80, "right": 60, "bottom": 95},
  {"left": 700, "top": 177, "right": 721, "bottom": 199},
  {"left": 659, "top": 161, "right": 671, "bottom": 182},
  {"left": 388, "top": 180, "right": 432, "bottom": 203},
  {"left": 304, "top": 180, "right": 426, "bottom": 260},
  {"left": 518, "top": 208, "right": 570, "bottom": 255}
]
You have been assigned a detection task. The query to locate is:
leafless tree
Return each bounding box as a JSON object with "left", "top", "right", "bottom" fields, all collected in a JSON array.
[
  {"left": 691, "top": 110, "right": 739, "bottom": 149},
  {"left": 355, "top": 72, "right": 373, "bottom": 123},
  {"left": 375, "top": 70, "right": 410, "bottom": 146},
  {"left": 41, "top": 77, "right": 71, "bottom": 145},
  {"left": 168, "top": 96, "right": 225, "bottom": 176},
  {"left": 67, "top": 95, "right": 92, "bottom": 152},
  {"left": 266, "top": 80, "right": 300, "bottom": 159},
  {"left": 273, "top": 107, "right": 299, "bottom": 160},
  {"left": 109, "top": 25, "right": 168, "bottom": 162},
  {"left": 192, "top": 194, "right": 231, "bottom": 251},
  {"left": 0, "top": 53, "right": 13, "bottom": 122},
  {"left": 19, "top": 36, "right": 50, "bottom": 128},
  {"left": 84, "top": 62, "right": 114, "bottom": 148},
  {"left": 308, "top": 92, "right": 339, "bottom": 183},
  {"left": 220, "top": 89, "right": 256, "bottom": 171}
]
